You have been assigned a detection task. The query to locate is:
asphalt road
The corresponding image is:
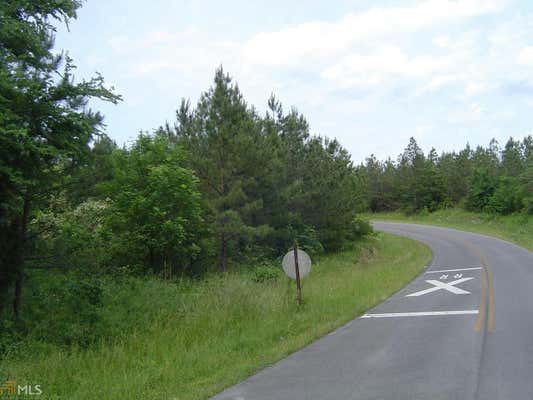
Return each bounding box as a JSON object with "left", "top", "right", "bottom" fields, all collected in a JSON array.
[{"left": 211, "top": 222, "right": 533, "bottom": 400}]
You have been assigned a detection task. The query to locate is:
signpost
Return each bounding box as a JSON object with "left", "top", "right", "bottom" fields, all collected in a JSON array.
[{"left": 282, "top": 242, "right": 312, "bottom": 305}]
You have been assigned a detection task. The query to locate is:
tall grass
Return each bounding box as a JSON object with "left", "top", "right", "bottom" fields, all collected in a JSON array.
[
  {"left": 366, "top": 209, "right": 533, "bottom": 251},
  {"left": 1, "top": 233, "right": 430, "bottom": 400}
]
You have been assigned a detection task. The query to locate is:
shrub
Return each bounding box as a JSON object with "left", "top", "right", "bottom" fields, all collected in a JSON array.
[
  {"left": 349, "top": 217, "right": 373, "bottom": 239},
  {"left": 465, "top": 168, "right": 497, "bottom": 212},
  {"left": 30, "top": 196, "right": 111, "bottom": 271},
  {"left": 102, "top": 135, "right": 206, "bottom": 275},
  {"left": 520, "top": 164, "right": 533, "bottom": 214},
  {"left": 18, "top": 272, "right": 104, "bottom": 347},
  {"left": 251, "top": 265, "right": 280, "bottom": 283},
  {"left": 486, "top": 176, "right": 525, "bottom": 215}
]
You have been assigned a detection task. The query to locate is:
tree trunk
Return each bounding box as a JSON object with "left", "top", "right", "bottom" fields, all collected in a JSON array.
[
  {"left": 13, "top": 196, "right": 30, "bottom": 318},
  {"left": 13, "top": 270, "right": 23, "bottom": 319},
  {"left": 218, "top": 234, "right": 227, "bottom": 272}
]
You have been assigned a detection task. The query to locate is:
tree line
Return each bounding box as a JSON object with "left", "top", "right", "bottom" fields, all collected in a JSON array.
[
  {"left": 359, "top": 136, "right": 532, "bottom": 215},
  {"left": 33, "top": 69, "right": 369, "bottom": 282}
]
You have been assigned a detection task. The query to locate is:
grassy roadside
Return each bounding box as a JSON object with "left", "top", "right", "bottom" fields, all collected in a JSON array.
[
  {"left": 1, "top": 233, "right": 430, "bottom": 400},
  {"left": 365, "top": 209, "right": 533, "bottom": 252}
]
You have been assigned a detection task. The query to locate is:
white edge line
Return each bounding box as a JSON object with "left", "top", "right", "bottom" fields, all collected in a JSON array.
[
  {"left": 425, "top": 267, "right": 483, "bottom": 274},
  {"left": 361, "top": 310, "right": 479, "bottom": 318}
]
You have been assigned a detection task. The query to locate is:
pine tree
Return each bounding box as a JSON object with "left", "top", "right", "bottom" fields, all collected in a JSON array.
[
  {"left": 501, "top": 137, "right": 525, "bottom": 177},
  {"left": 173, "top": 67, "right": 271, "bottom": 271}
]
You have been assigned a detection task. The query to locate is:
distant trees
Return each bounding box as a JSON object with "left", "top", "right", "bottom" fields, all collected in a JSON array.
[
  {"left": 360, "top": 136, "right": 533, "bottom": 215},
  {"left": 395, "top": 139, "right": 446, "bottom": 213}
]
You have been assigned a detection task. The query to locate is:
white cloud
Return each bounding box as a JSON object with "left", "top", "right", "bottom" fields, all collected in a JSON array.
[
  {"left": 104, "top": 0, "right": 512, "bottom": 102},
  {"left": 416, "top": 74, "right": 464, "bottom": 95},
  {"left": 518, "top": 46, "right": 533, "bottom": 65},
  {"left": 464, "top": 81, "right": 491, "bottom": 96},
  {"left": 321, "top": 46, "right": 451, "bottom": 89},
  {"left": 449, "top": 102, "right": 485, "bottom": 123},
  {"left": 416, "top": 124, "right": 433, "bottom": 136},
  {"left": 106, "top": 29, "right": 242, "bottom": 85},
  {"left": 242, "top": 0, "right": 504, "bottom": 66},
  {"left": 433, "top": 35, "right": 452, "bottom": 48}
]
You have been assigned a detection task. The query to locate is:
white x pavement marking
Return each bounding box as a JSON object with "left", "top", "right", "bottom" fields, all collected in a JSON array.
[{"left": 406, "top": 277, "right": 474, "bottom": 297}]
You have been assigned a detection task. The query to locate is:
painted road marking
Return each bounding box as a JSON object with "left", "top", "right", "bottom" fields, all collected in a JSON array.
[
  {"left": 406, "top": 277, "right": 474, "bottom": 297},
  {"left": 361, "top": 310, "right": 479, "bottom": 318},
  {"left": 475, "top": 265, "right": 487, "bottom": 332},
  {"left": 426, "top": 267, "right": 482, "bottom": 274},
  {"left": 475, "top": 264, "right": 495, "bottom": 332}
]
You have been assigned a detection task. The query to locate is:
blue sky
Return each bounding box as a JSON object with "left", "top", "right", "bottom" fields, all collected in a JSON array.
[{"left": 56, "top": 0, "right": 533, "bottom": 162}]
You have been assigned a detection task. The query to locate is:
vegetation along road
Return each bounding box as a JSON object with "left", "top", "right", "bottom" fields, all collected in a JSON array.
[
  {"left": 211, "top": 222, "right": 533, "bottom": 400},
  {"left": 1, "top": 2, "right": 531, "bottom": 399}
]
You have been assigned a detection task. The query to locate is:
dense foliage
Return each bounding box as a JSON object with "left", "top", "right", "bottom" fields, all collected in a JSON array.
[
  {"left": 29, "top": 69, "right": 367, "bottom": 283},
  {"left": 0, "top": 0, "right": 119, "bottom": 316},
  {"left": 160, "top": 70, "right": 367, "bottom": 270},
  {"left": 0, "top": 0, "right": 369, "bottom": 330},
  {"left": 359, "top": 136, "right": 532, "bottom": 215},
  {"left": 0, "top": 63, "right": 371, "bottom": 350}
]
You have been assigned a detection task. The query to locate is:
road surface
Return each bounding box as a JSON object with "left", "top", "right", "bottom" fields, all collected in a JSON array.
[{"left": 211, "top": 222, "right": 533, "bottom": 400}]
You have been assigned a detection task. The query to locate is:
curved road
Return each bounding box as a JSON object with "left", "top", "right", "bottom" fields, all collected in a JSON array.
[{"left": 211, "top": 222, "right": 533, "bottom": 400}]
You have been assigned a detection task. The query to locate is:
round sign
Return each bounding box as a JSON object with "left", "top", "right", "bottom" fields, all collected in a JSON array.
[{"left": 282, "top": 249, "right": 312, "bottom": 280}]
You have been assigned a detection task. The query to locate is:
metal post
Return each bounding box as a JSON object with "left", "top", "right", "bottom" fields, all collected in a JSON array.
[{"left": 293, "top": 241, "right": 302, "bottom": 305}]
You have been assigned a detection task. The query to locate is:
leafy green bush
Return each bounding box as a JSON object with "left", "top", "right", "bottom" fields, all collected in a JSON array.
[
  {"left": 251, "top": 265, "right": 281, "bottom": 283},
  {"left": 270, "top": 220, "right": 324, "bottom": 257},
  {"left": 30, "top": 196, "right": 112, "bottom": 272},
  {"left": 486, "top": 176, "right": 525, "bottom": 215},
  {"left": 21, "top": 272, "right": 104, "bottom": 347},
  {"left": 102, "top": 135, "right": 207, "bottom": 275},
  {"left": 521, "top": 164, "right": 533, "bottom": 214},
  {"left": 418, "top": 207, "right": 431, "bottom": 217},
  {"left": 465, "top": 167, "right": 497, "bottom": 212},
  {"left": 349, "top": 217, "right": 373, "bottom": 239}
]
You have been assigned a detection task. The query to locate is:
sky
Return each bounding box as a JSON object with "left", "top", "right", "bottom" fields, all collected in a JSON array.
[{"left": 55, "top": 0, "right": 533, "bottom": 163}]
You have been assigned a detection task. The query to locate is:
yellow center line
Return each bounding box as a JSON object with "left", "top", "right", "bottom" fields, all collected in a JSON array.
[
  {"left": 487, "top": 266, "right": 495, "bottom": 332},
  {"left": 475, "top": 265, "right": 487, "bottom": 332},
  {"left": 463, "top": 240, "right": 495, "bottom": 333}
]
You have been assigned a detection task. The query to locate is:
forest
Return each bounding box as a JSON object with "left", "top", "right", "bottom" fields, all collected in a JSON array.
[
  {"left": 0, "top": 2, "right": 531, "bottom": 396},
  {"left": 360, "top": 135, "right": 532, "bottom": 215}
]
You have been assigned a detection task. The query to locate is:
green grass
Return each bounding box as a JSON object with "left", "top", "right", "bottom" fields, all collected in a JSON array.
[
  {"left": 1, "top": 233, "right": 430, "bottom": 400},
  {"left": 365, "top": 209, "right": 533, "bottom": 251}
]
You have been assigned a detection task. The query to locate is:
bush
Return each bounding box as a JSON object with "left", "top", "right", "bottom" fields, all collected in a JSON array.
[
  {"left": 30, "top": 196, "right": 112, "bottom": 272},
  {"left": 349, "top": 217, "right": 373, "bottom": 239},
  {"left": 486, "top": 176, "right": 525, "bottom": 215},
  {"left": 251, "top": 265, "right": 281, "bottom": 283},
  {"left": 16, "top": 272, "right": 103, "bottom": 348},
  {"left": 520, "top": 164, "right": 533, "bottom": 214},
  {"left": 102, "top": 135, "right": 206, "bottom": 275},
  {"left": 465, "top": 168, "right": 497, "bottom": 212},
  {"left": 418, "top": 207, "right": 430, "bottom": 217}
]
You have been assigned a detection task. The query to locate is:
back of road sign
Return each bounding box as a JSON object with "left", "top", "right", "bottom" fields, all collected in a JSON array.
[{"left": 282, "top": 249, "right": 311, "bottom": 280}]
